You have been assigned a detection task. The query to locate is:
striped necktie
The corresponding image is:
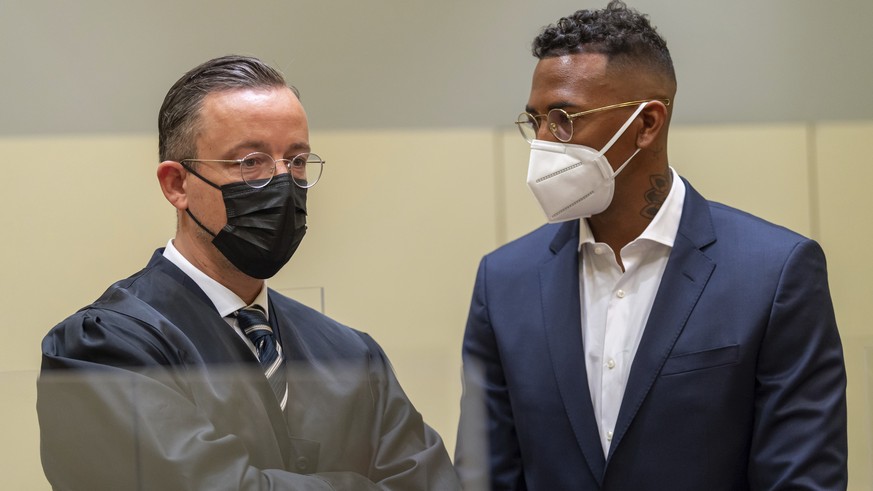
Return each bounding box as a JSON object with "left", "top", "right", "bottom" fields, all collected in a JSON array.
[{"left": 236, "top": 306, "right": 288, "bottom": 410}]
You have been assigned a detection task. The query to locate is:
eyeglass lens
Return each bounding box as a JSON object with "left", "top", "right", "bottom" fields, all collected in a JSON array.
[
  {"left": 516, "top": 111, "right": 574, "bottom": 143},
  {"left": 240, "top": 152, "right": 323, "bottom": 189},
  {"left": 516, "top": 113, "right": 538, "bottom": 143},
  {"left": 240, "top": 153, "right": 277, "bottom": 188},
  {"left": 546, "top": 109, "right": 573, "bottom": 142},
  {"left": 288, "top": 153, "right": 324, "bottom": 189}
]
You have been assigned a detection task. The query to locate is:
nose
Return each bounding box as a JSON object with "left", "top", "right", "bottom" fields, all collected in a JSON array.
[
  {"left": 274, "top": 158, "right": 290, "bottom": 175},
  {"left": 537, "top": 120, "right": 558, "bottom": 142}
]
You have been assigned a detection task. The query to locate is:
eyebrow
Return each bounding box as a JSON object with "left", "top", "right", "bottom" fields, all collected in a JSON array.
[
  {"left": 524, "top": 101, "right": 579, "bottom": 115},
  {"left": 224, "top": 140, "right": 311, "bottom": 158},
  {"left": 284, "top": 142, "right": 311, "bottom": 155}
]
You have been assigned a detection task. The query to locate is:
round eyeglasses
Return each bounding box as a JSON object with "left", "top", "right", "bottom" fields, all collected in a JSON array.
[
  {"left": 515, "top": 98, "right": 670, "bottom": 143},
  {"left": 180, "top": 151, "right": 325, "bottom": 189}
]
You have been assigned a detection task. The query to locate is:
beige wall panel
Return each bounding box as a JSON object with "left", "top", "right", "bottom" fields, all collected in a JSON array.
[
  {"left": 669, "top": 124, "right": 812, "bottom": 237},
  {"left": 0, "top": 135, "right": 172, "bottom": 490},
  {"left": 0, "top": 371, "right": 43, "bottom": 490},
  {"left": 272, "top": 129, "right": 500, "bottom": 453},
  {"left": 0, "top": 135, "right": 172, "bottom": 373},
  {"left": 815, "top": 121, "right": 873, "bottom": 490},
  {"left": 497, "top": 128, "right": 549, "bottom": 243},
  {"left": 8, "top": 123, "right": 868, "bottom": 488},
  {"left": 842, "top": 340, "right": 873, "bottom": 491},
  {"left": 864, "top": 346, "right": 873, "bottom": 491},
  {"left": 2, "top": 129, "right": 499, "bottom": 486}
]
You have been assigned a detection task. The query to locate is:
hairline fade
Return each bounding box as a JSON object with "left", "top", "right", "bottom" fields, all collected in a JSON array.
[{"left": 531, "top": 0, "right": 676, "bottom": 86}]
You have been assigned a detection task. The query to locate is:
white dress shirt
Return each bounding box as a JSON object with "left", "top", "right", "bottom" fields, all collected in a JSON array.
[
  {"left": 162, "top": 239, "right": 269, "bottom": 355},
  {"left": 579, "top": 168, "right": 685, "bottom": 456}
]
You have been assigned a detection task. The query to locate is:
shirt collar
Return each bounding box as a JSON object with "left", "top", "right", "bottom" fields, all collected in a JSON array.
[
  {"left": 578, "top": 167, "right": 686, "bottom": 250},
  {"left": 162, "top": 239, "right": 270, "bottom": 319}
]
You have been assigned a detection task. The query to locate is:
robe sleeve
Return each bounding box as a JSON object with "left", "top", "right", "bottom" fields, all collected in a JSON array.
[
  {"left": 38, "top": 309, "right": 383, "bottom": 491},
  {"left": 354, "top": 332, "right": 461, "bottom": 490}
]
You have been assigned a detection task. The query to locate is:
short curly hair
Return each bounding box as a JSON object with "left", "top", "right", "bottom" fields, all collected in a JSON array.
[{"left": 532, "top": 0, "right": 675, "bottom": 84}]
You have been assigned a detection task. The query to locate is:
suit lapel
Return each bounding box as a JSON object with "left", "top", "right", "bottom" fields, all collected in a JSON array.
[
  {"left": 539, "top": 221, "right": 607, "bottom": 484},
  {"left": 607, "top": 180, "right": 717, "bottom": 462}
]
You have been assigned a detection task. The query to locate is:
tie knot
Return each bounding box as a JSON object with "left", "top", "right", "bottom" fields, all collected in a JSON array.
[
  {"left": 236, "top": 307, "right": 274, "bottom": 346},
  {"left": 236, "top": 307, "right": 269, "bottom": 330}
]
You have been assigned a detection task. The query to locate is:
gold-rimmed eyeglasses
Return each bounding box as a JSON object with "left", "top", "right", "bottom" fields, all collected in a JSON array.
[
  {"left": 516, "top": 98, "right": 671, "bottom": 143},
  {"left": 180, "top": 151, "right": 325, "bottom": 189}
]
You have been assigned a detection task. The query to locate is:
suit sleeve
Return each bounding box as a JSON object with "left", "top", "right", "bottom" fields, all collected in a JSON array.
[
  {"left": 354, "top": 332, "right": 461, "bottom": 490},
  {"left": 749, "top": 239, "right": 848, "bottom": 490},
  {"left": 38, "top": 310, "right": 382, "bottom": 491},
  {"left": 455, "top": 258, "right": 526, "bottom": 491}
]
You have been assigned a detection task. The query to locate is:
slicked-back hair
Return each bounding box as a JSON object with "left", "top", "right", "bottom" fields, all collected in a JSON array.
[
  {"left": 532, "top": 0, "right": 675, "bottom": 84},
  {"left": 158, "top": 55, "right": 299, "bottom": 162}
]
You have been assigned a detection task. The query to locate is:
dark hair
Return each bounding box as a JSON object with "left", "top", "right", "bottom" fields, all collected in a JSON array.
[
  {"left": 158, "top": 55, "right": 298, "bottom": 162},
  {"left": 532, "top": 0, "right": 675, "bottom": 83}
]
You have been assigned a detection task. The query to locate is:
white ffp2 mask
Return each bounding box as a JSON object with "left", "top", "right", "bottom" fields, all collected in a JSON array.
[{"left": 526, "top": 102, "right": 648, "bottom": 222}]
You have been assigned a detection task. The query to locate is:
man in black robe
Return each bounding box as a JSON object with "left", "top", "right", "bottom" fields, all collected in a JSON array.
[{"left": 38, "top": 55, "right": 459, "bottom": 490}]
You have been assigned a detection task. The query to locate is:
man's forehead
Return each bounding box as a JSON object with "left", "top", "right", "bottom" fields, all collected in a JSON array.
[
  {"left": 528, "top": 52, "right": 616, "bottom": 109},
  {"left": 202, "top": 87, "right": 298, "bottom": 111},
  {"left": 193, "top": 86, "right": 309, "bottom": 157},
  {"left": 533, "top": 53, "right": 611, "bottom": 86}
]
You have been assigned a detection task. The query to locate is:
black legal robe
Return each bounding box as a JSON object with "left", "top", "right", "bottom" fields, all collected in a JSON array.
[{"left": 38, "top": 250, "right": 459, "bottom": 490}]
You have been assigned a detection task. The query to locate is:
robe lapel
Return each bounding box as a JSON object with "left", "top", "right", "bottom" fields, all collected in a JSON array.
[
  {"left": 107, "top": 252, "right": 295, "bottom": 467},
  {"left": 266, "top": 293, "right": 323, "bottom": 473},
  {"left": 607, "top": 181, "right": 717, "bottom": 462},
  {"left": 135, "top": 252, "right": 261, "bottom": 364},
  {"left": 539, "top": 221, "right": 606, "bottom": 485}
]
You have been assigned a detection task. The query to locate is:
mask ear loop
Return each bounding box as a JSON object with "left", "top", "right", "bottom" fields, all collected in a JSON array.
[
  {"left": 180, "top": 162, "right": 222, "bottom": 190},
  {"left": 179, "top": 163, "right": 221, "bottom": 238},
  {"left": 185, "top": 209, "right": 217, "bottom": 238},
  {"left": 596, "top": 101, "right": 649, "bottom": 158},
  {"left": 597, "top": 101, "right": 649, "bottom": 180},
  {"left": 609, "top": 147, "right": 642, "bottom": 181}
]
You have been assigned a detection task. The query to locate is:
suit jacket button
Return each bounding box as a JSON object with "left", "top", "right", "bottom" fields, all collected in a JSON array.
[{"left": 296, "top": 456, "right": 309, "bottom": 471}]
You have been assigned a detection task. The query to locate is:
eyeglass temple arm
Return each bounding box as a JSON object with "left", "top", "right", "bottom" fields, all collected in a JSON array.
[{"left": 567, "top": 98, "right": 670, "bottom": 118}]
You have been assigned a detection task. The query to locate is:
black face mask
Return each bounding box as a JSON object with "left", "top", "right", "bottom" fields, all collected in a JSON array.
[{"left": 183, "top": 166, "right": 307, "bottom": 279}]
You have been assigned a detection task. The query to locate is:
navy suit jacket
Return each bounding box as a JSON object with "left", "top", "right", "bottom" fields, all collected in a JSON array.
[{"left": 455, "top": 179, "right": 847, "bottom": 490}]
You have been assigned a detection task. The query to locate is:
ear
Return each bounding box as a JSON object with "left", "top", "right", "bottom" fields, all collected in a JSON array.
[
  {"left": 635, "top": 100, "right": 669, "bottom": 149},
  {"left": 157, "top": 161, "right": 188, "bottom": 211}
]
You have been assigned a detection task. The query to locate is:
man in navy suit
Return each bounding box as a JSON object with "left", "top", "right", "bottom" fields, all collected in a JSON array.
[{"left": 454, "top": 2, "right": 847, "bottom": 489}]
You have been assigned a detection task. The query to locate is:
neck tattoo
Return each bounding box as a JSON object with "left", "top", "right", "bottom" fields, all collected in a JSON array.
[{"left": 640, "top": 171, "right": 672, "bottom": 219}]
